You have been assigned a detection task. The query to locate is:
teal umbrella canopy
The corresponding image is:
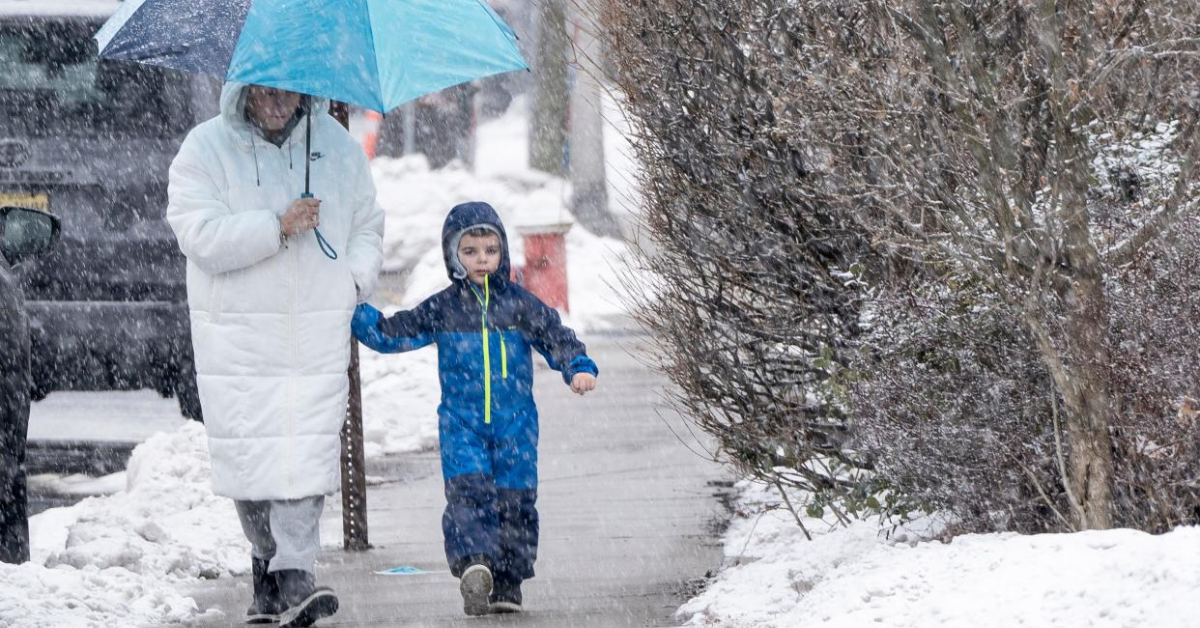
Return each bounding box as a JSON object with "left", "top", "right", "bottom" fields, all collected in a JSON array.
[{"left": 94, "top": 0, "right": 528, "bottom": 113}]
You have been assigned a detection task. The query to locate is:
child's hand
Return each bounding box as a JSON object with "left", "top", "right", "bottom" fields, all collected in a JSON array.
[{"left": 570, "top": 373, "right": 597, "bottom": 396}]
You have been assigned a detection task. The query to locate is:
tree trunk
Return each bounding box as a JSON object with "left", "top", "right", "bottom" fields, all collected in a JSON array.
[
  {"left": 1038, "top": 114, "right": 1116, "bottom": 529},
  {"left": 531, "top": 0, "right": 570, "bottom": 175},
  {"left": 567, "top": 0, "right": 622, "bottom": 238},
  {"left": 1058, "top": 280, "right": 1117, "bottom": 530}
]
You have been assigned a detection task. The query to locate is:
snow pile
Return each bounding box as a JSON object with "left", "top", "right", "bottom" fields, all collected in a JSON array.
[
  {"left": 38, "top": 422, "right": 246, "bottom": 579},
  {"left": 0, "top": 561, "right": 198, "bottom": 628},
  {"left": 682, "top": 481, "right": 1200, "bottom": 628},
  {"left": 359, "top": 345, "right": 441, "bottom": 458},
  {"left": 1091, "top": 121, "right": 1182, "bottom": 201},
  {"left": 2, "top": 423, "right": 244, "bottom": 627}
]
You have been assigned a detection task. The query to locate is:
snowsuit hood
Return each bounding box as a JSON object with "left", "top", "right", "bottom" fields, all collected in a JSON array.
[{"left": 441, "top": 202, "right": 511, "bottom": 284}]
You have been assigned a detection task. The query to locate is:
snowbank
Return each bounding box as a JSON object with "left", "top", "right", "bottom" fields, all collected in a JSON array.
[
  {"left": 0, "top": 561, "right": 198, "bottom": 628},
  {"left": 3, "top": 423, "right": 242, "bottom": 627},
  {"left": 682, "top": 480, "right": 1200, "bottom": 628},
  {"left": 359, "top": 346, "right": 440, "bottom": 459}
]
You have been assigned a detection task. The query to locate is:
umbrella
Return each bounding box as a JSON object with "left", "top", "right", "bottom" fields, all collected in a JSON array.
[{"left": 94, "top": 0, "right": 527, "bottom": 257}]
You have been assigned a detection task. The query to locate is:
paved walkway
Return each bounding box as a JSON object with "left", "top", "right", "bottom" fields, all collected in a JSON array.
[{"left": 183, "top": 335, "right": 730, "bottom": 627}]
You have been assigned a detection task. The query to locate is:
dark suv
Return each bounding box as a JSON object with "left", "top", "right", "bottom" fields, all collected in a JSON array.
[{"left": 0, "top": 3, "right": 219, "bottom": 420}]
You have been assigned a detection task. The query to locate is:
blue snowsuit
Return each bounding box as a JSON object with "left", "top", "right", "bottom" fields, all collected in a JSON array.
[{"left": 352, "top": 202, "right": 598, "bottom": 584}]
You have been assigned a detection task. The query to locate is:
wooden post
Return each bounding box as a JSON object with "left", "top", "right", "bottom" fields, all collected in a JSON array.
[{"left": 331, "top": 101, "right": 370, "bottom": 551}]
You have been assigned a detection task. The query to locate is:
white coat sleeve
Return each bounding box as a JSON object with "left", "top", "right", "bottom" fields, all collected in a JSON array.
[
  {"left": 167, "top": 133, "right": 283, "bottom": 276},
  {"left": 344, "top": 148, "right": 384, "bottom": 302}
]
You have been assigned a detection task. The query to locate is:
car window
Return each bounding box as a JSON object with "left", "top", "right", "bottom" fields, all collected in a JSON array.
[{"left": 0, "top": 18, "right": 191, "bottom": 138}]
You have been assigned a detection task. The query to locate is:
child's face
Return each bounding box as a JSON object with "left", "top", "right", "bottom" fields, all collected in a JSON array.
[{"left": 458, "top": 232, "right": 502, "bottom": 286}]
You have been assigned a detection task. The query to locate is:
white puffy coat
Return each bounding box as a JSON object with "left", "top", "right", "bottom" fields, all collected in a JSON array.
[{"left": 167, "top": 83, "right": 384, "bottom": 500}]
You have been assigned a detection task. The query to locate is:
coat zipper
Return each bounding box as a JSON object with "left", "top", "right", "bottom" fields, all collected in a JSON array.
[
  {"left": 470, "top": 275, "right": 508, "bottom": 425},
  {"left": 284, "top": 147, "right": 297, "bottom": 497}
]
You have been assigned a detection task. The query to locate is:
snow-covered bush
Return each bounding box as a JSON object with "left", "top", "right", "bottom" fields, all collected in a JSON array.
[
  {"left": 602, "top": 0, "right": 1200, "bottom": 533},
  {"left": 599, "top": 0, "right": 879, "bottom": 521},
  {"left": 850, "top": 281, "right": 1062, "bottom": 533}
]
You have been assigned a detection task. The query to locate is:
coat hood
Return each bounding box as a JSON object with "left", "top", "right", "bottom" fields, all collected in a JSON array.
[
  {"left": 441, "top": 202, "right": 511, "bottom": 284},
  {"left": 218, "top": 82, "right": 330, "bottom": 149}
]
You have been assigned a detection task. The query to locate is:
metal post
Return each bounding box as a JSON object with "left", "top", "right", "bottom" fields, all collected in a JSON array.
[
  {"left": 341, "top": 342, "right": 369, "bottom": 550},
  {"left": 331, "top": 101, "right": 370, "bottom": 551}
]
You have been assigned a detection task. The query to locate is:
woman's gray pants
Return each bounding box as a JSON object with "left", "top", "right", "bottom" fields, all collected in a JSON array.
[{"left": 235, "top": 496, "right": 325, "bottom": 573}]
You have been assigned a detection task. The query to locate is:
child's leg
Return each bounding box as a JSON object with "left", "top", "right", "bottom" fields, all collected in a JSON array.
[
  {"left": 442, "top": 474, "right": 500, "bottom": 575},
  {"left": 495, "top": 488, "right": 537, "bottom": 580},
  {"left": 492, "top": 412, "right": 540, "bottom": 595},
  {"left": 439, "top": 412, "right": 499, "bottom": 576}
]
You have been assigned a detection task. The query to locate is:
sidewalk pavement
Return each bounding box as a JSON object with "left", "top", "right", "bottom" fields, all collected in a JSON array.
[{"left": 182, "top": 334, "right": 731, "bottom": 627}]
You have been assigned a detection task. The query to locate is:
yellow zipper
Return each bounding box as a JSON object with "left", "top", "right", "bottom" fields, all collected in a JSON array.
[{"left": 472, "top": 275, "right": 509, "bottom": 423}]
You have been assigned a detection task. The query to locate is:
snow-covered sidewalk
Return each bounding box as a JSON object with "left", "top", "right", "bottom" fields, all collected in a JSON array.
[{"left": 681, "top": 480, "right": 1200, "bottom": 628}]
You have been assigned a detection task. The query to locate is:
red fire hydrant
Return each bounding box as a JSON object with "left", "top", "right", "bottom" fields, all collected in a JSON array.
[{"left": 514, "top": 223, "right": 571, "bottom": 313}]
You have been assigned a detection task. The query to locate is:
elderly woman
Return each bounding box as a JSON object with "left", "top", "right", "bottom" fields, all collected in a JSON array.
[{"left": 167, "top": 83, "right": 383, "bottom": 628}]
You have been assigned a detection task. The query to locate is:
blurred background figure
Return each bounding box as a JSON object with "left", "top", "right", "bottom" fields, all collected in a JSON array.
[{"left": 373, "top": 82, "right": 479, "bottom": 169}]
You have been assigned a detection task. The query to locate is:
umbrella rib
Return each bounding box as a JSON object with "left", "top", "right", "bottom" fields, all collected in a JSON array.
[
  {"left": 362, "top": 0, "right": 384, "bottom": 113},
  {"left": 471, "top": 0, "right": 518, "bottom": 41}
]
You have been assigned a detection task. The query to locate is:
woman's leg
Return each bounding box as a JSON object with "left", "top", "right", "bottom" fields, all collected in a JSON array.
[
  {"left": 235, "top": 500, "right": 276, "bottom": 561},
  {"left": 266, "top": 496, "right": 324, "bottom": 573}
]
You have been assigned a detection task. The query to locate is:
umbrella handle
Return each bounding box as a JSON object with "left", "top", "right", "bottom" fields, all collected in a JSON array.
[
  {"left": 301, "top": 109, "right": 336, "bottom": 259},
  {"left": 300, "top": 192, "right": 338, "bottom": 260}
]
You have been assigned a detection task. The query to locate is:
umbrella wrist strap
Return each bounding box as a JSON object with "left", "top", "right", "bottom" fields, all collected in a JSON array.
[
  {"left": 314, "top": 228, "right": 338, "bottom": 260},
  {"left": 300, "top": 192, "right": 338, "bottom": 260}
]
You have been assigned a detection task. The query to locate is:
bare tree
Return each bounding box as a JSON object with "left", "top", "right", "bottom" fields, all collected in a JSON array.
[
  {"left": 600, "top": 0, "right": 880, "bottom": 522},
  {"left": 786, "top": 0, "right": 1200, "bottom": 530},
  {"left": 602, "top": 0, "right": 1200, "bottom": 532}
]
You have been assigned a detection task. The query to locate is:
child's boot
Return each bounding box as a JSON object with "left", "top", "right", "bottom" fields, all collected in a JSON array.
[
  {"left": 276, "top": 569, "right": 339, "bottom": 627},
  {"left": 459, "top": 561, "right": 494, "bottom": 616},
  {"left": 246, "top": 556, "right": 286, "bottom": 624},
  {"left": 489, "top": 574, "right": 523, "bottom": 614}
]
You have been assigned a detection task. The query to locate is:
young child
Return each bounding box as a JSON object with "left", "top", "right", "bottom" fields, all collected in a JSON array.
[{"left": 352, "top": 201, "right": 599, "bottom": 616}]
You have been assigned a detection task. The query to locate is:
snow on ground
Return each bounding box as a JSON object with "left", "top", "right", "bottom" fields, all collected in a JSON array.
[
  {"left": 4, "top": 423, "right": 239, "bottom": 627},
  {"left": 0, "top": 561, "right": 198, "bottom": 628},
  {"left": 359, "top": 346, "right": 440, "bottom": 459},
  {"left": 682, "top": 480, "right": 1200, "bottom": 628}
]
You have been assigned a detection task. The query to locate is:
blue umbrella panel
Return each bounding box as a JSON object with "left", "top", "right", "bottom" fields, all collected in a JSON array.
[{"left": 95, "top": 0, "right": 527, "bottom": 113}]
